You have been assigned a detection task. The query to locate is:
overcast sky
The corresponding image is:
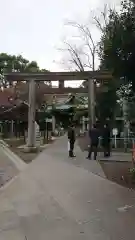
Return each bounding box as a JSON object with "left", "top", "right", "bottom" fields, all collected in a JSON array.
[
  {"left": 0, "top": 0, "right": 120, "bottom": 86},
  {"left": 0, "top": 0, "right": 119, "bottom": 86}
]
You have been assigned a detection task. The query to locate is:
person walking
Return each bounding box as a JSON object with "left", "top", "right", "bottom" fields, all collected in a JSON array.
[
  {"left": 68, "top": 124, "right": 76, "bottom": 157},
  {"left": 87, "top": 124, "right": 100, "bottom": 160},
  {"left": 102, "top": 123, "right": 111, "bottom": 157}
]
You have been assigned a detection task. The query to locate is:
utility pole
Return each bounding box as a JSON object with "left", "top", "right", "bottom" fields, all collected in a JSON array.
[
  {"left": 27, "top": 79, "right": 36, "bottom": 148},
  {"left": 88, "top": 79, "right": 95, "bottom": 128}
]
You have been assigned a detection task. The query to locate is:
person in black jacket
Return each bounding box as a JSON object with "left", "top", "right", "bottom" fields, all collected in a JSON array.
[
  {"left": 102, "top": 123, "right": 111, "bottom": 157},
  {"left": 68, "top": 124, "right": 76, "bottom": 157},
  {"left": 87, "top": 124, "right": 100, "bottom": 160}
]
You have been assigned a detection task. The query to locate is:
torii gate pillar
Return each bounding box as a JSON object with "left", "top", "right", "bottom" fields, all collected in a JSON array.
[
  {"left": 88, "top": 79, "right": 95, "bottom": 128},
  {"left": 27, "top": 79, "right": 36, "bottom": 148}
]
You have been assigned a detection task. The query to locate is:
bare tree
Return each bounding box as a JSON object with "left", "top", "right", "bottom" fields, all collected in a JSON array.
[
  {"left": 67, "top": 21, "right": 98, "bottom": 71},
  {"left": 59, "top": 4, "right": 111, "bottom": 73},
  {"left": 58, "top": 5, "right": 111, "bottom": 125},
  {"left": 59, "top": 42, "right": 85, "bottom": 71},
  {"left": 93, "top": 4, "right": 110, "bottom": 33},
  {"left": 58, "top": 42, "right": 92, "bottom": 72},
  {"left": 60, "top": 18, "right": 99, "bottom": 125},
  {"left": 60, "top": 20, "right": 98, "bottom": 73}
]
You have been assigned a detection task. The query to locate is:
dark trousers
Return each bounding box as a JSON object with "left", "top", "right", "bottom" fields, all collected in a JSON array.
[
  {"left": 103, "top": 142, "right": 110, "bottom": 157},
  {"left": 69, "top": 141, "right": 75, "bottom": 157},
  {"left": 88, "top": 143, "right": 98, "bottom": 160}
]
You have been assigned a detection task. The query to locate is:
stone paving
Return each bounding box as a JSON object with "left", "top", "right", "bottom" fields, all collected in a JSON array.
[
  {"left": 0, "top": 146, "right": 19, "bottom": 187},
  {"left": 0, "top": 136, "right": 135, "bottom": 239},
  {"left": 50, "top": 137, "right": 106, "bottom": 178}
]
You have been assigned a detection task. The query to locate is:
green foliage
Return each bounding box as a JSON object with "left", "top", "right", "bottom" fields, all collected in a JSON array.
[
  {"left": 0, "top": 53, "right": 48, "bottom": 88},
  {"left": 99, "top": 0, "right": 135, "bottom": 90},
  {"left": 96, "top": 81, "right": 118, "bottom": 122},
  {"left": 130, "top": 167, "right": 135, "bottom": 179},
  {"left": 97, "top": 0, "right": 135, "bottom": 122}
]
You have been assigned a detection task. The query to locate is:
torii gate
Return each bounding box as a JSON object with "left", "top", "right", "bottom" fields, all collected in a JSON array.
[{"left": 4, "top": 71, "right": 112, "bottom": 149}]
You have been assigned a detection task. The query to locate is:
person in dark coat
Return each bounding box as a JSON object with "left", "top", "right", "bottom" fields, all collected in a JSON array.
[
  {"left": 68, "top": 124, "right": 76, "bottom": 157},
  {"left": 102, "top": 123, "right": 111, "bottom": 157},
  {"left": 87, "top": 124, "right": 100, "bottom": 160}
]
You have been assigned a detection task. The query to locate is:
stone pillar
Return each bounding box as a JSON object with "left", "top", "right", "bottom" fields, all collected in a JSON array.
[
  {"left": 27, "top": 79, "right": 36, "bottom": 148},
  {"left": 88, "top": 79, "right": 95, "bottom": 128},
  {"left": 52, "top": 115, "right": 56, "bottom": 133},
  {"left": 82, "top": 116, "right": 85, "bottom": 132},
  {"left": 10, "top": 120, "right": 14, "bottom": 138}
]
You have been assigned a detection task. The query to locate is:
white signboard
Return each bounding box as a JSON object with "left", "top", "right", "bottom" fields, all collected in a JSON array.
[
  {"left": 46, "top": 118, "right": 52, "bottom": 123},
  {"left": 112, "top": 128, "right": 118, "bottom": 136}
]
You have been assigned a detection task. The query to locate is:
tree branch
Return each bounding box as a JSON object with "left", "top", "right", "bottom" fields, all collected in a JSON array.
[{"left": 93, "top": 4, "right": 109, "bottom": 33}]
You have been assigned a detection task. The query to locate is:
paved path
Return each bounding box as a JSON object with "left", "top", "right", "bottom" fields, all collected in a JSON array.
[
  {"left": 0, "top": 136, "right": 135, "bottom": 239},
  {"left": 0, "top": 145, "right": 19, "bottom": 187},
  {"left": 44, "top": 136, "right": 106, "bottom": 178}
]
